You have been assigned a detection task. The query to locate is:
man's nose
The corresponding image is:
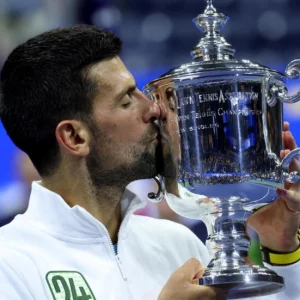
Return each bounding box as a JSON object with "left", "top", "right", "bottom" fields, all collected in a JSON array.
[{"left": 141, "top": 91, "right": 167, "bottom": 123}]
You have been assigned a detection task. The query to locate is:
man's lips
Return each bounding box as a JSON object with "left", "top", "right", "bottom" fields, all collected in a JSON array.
[
  {"left": 151, "top": 134, "right": 161, "bottom": 143},
  {"left": 158, "top": 132, "right": 168, "bottom": 142},
  {"left": 150, "top": 133, "right": 169, "bottom": 147},
  {"left": 149, "top": 126, "right": 168, "bottom": 143}
]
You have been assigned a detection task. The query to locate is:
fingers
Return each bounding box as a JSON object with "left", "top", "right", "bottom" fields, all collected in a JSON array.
[
  {"left": 277, "top": 188, "right": 300, "bottom": 213},
  {"left": 280, "top": 129, "right": 300, "bottom": 177},
  {"left": 187, "top": 285, "right": 226, "bottom": 300},
  {"left": 159, "top": 281, "right": 226, "bottom": 300},
  {"left": 282, "top": 121, "right": 296, "bottom": 150},
  {"left": 284, "top": 121, "right": 290, "bottom": 132},
  {"left": 283, "top": 130, "right": 297, "bottom": 151},
  {"left": 158, "top": 258, "right": 227, "bottom": 300},
  {"left": 280, "top": 149, "right": 288, "bottom": 160},
  {"left": 175, "top": 258, "right": 205, "bottom": 283},
  {"left": 282, "top": 122, "right": 290, "bottom": 142}
]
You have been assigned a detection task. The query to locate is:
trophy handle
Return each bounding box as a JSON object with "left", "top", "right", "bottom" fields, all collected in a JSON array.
[
  {"left": 147, "top": 176, "right": 165, "bottom": 203},
  {"left": 270, "top": 59, "right": 300, "bottom": 104},
  {"left": 263, "top": 76, "right": 281, "bottom": 162},
  {"left": 281, "top": 148, "right": 300, "bottom": 183}
]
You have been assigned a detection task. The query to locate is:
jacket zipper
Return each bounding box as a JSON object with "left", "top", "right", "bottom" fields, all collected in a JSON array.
[
  {"left": 103, "top": 198, "right": 145, "bottom": 298},
  {"left": 103, "top": 226, "right": 128, "bottom": 281}
]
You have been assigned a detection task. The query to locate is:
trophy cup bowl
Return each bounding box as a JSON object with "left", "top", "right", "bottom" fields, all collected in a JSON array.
[{"left": 144, "top": 1, "right": 300, "bottom": 298}]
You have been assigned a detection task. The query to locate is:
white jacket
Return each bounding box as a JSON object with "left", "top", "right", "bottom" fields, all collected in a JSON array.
[{"left": 0, "top": 182, "right": 299, "bottom": 299}]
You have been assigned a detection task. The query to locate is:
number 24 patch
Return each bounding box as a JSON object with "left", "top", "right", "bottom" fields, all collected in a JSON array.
[{"left": 46, "top": 271, "right": 96, "bottom": 300}]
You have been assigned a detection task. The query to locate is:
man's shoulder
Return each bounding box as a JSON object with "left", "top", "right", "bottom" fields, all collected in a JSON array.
[
  {"left": 0, "top": 221, "right": 34, "bottom": 273},
  {"left": 0, "top": 220, "right": 45, "bottom": 300},
  {"left": 0, "top": 215, "right": 36, "bottom": 251},
  {"left": 0, "top": 217, "right": 20, "bottom": 240}
]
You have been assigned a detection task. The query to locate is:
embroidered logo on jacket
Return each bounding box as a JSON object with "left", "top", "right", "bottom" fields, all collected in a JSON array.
[{"left": 46, "top": 271, "right": 96, "bottom": 300}]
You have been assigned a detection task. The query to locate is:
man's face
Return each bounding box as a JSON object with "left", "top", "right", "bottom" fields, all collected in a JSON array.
[{"left": 85, "top": 57, "right": 162, "bottom": 187}]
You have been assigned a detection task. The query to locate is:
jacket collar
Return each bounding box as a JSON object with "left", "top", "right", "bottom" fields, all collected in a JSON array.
[{"left": 23, "top": 181, "right": 147, "bottom": 241}]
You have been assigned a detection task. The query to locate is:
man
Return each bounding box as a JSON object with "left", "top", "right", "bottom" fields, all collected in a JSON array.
[{"left": 0, "top": 25, "right": 299, "bottom": 299}]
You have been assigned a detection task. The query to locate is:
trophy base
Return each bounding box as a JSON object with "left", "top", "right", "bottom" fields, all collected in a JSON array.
[{"left": 199, "top": 265, "right": 284, "bottom": 299}]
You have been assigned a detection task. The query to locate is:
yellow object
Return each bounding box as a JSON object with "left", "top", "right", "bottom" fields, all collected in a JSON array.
[{"left": 261, "top": 236, "right": 300, "bottom": 266}]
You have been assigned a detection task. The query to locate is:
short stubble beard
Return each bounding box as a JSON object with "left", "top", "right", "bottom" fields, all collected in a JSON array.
[{"left": 85, "top": 127, "right": 163, "bottom": 192}]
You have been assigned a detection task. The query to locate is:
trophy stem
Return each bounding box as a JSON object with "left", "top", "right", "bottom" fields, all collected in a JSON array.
[
  {"left": 200, "top": 197, "right": 284, "bottom": 299},
  {"left": 206, "top": 197, "right": 251, "bottom": 266}
]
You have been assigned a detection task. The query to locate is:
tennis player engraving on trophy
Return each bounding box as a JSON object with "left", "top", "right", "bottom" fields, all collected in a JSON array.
[{"left": 144, "top": 0, "right": 300, "bottom": 299}]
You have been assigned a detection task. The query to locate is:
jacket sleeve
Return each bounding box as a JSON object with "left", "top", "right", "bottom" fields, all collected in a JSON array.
[{"left": 0, "top": 257, "right": 34, "bottom": 299}]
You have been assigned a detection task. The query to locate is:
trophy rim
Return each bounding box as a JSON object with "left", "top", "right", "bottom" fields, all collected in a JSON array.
[{"left": 144, "top": 59, "right": 285, "bottom": 90}]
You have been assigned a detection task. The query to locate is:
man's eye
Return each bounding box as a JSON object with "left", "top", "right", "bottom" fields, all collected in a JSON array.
[{"left": 121, "top": 102, "right": 131, "bottom": 108}]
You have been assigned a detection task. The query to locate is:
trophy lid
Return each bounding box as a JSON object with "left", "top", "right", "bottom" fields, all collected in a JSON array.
[
  {"left": 148, "top": 0, "right": 283, "bottom": 84},
  {"left": 191, "top": 0, "right": 235, "bottom": 61}
]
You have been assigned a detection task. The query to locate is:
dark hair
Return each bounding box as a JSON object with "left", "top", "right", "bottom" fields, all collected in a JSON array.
[{"left": 0, "top": 25, "right": 122, "bottom": 176}]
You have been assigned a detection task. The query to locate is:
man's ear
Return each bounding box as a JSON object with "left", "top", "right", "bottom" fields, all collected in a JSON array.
[{"left": 55, "top": 120, "right": 90, "bottom": 157}]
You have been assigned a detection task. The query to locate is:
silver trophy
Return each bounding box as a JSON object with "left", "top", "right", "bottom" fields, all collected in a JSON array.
[{"left": 144, "top": 0, "right": 300, "bottom": 298}]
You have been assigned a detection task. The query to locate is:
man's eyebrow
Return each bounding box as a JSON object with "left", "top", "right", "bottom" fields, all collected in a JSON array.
[{"left": 116, "top": 82, "right": 137, "bottom": 101}]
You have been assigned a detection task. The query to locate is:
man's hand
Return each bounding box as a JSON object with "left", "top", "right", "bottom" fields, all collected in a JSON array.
[
  {"left": 247, "top": 122, "right": 300, "bottom": 252},
  {"left": 158, "top": 258, "right": 226, "bottom": 300}
]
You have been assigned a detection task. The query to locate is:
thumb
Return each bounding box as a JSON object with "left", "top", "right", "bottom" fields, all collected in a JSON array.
[
  {"left": 277, "top": 188, "right": 300, "bottom": 212},
  {"left": 187, "top": 285, "right": 227, "bottom": 300},
  {"left": 158, "top": 259, "right": 227, "bottom": 300},
  {"left": 175, "top": 258, "right": 205, "bottom": 284}
]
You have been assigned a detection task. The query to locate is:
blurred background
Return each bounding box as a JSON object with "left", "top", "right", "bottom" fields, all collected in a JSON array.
[{"left": 0, "top": 0, "right": 299, "bottom": 254}]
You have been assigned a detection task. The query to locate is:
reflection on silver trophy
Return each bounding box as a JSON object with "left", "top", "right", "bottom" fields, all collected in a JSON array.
[{"left": 144, "top": 0, "right": 300, "bottom": 298}]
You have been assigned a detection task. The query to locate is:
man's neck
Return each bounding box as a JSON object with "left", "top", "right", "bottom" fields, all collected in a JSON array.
[{"left": 41, "top": 175, "right": 125, "bottom": 244}]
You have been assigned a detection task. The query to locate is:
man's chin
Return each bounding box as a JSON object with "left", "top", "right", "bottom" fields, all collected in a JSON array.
[{"left": 128, "top": 153, "right": 158, "bottom": 181}]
